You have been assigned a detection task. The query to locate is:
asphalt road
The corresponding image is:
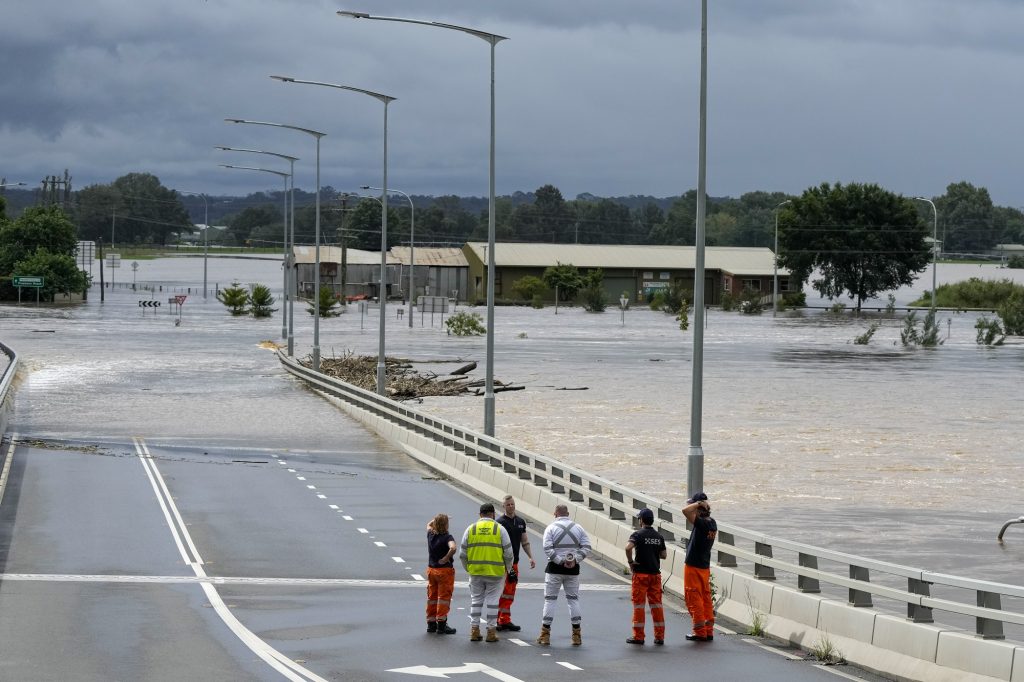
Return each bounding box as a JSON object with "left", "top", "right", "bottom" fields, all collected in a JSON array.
[{"left": 0, "top": 430, "right": 888, "bottom": 681}]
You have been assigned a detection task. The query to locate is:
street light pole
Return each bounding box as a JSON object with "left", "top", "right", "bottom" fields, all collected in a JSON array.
[
  {"left": 337, "top": 10, "right": 507, "bottom": 432},
  {"left": 176, "top": 190, "right": 209, "bottom": 299},
  {"left": 271, "top": 76, "right": 396, "bottom": 395},
  {"left": 773, "top": 199, "right": 792, "bottom": 318},
  {"left": 364, "top": 185, "right": 414, "bottom": 328},
  {"left": 216, "top": 146, "right": 299, "bottom": 350},
  {"left": 226, "top": 119, "right": 325, "bottom": 370},
  {"left": 688, "top": 0, "right": 709, "bottom": 500},
  {"left": 914, "top": 197, "right": 939, "bottom": 310}
]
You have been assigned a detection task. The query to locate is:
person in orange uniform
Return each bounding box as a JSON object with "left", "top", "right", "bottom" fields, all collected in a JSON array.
[
  {"left": 625, "top": 508, "right": 668, "bottom": 646},
  {"left": 682, "top": 492, "right": 717, "bottom": 642},
  {"left": 426, "top": 513, "right": 457, "bottom": 635},
  {"left": 495, "top": 495, "right": 536, "bottom": 632}
]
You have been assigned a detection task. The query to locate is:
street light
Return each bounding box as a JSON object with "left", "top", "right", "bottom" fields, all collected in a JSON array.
[
  {"left": 364, "top": 185, "right": 414, "bottom": 328},
  {"left": 0, "top": 182, "right": 27, "bottom": 189},
  {"left": 226, "top": 118, "right": 326, "bottom": 371},
  {"left": 914, "top": 197, "right": 939, "bottom": 310},
  {"left": 688, "top": 0, "right": 709, "bottom": 500},
  {"left": 218, "top": 164, "right": 291, "bottom": 340},
  {"left": 773, "top": 199, "right": 792, "bottom": 318},
  {"left": 216, "top": 145, "right": 299, "bottom": 354},
  {"left": 338, "top": 10, "right": 507, "bottom": 433},
  {"left": 271, "top": 75, "right": 395, "bottom": 396},
  {"left": 176, "top": 190, "right": 209, "bottom": 300}
]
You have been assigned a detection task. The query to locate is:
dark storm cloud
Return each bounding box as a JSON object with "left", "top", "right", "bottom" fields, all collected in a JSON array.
[{"left": 1, "top": 0, "right": 1022, "bottom": 205}]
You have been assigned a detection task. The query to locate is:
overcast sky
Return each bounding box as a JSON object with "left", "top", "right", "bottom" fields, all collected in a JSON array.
[{"left": 2, "top": 1, "right": 1022, "bottom": 206}]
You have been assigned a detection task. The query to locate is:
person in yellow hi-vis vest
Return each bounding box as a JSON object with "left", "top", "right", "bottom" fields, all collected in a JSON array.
[{"left": 459, "top": 502, "right": 514, "bottom": 642}]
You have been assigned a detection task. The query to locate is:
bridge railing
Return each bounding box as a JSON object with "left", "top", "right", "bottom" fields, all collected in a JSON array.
[
  {"left": 278, "top": 352, "right": 1024, "bottom": 643},
  {"left": 0, "top": 341, "right": 17, "bottom": 438}
]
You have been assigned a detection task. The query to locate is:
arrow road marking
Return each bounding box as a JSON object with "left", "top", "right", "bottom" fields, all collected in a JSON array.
[{"left": 387, "top": 662, "right": 526, "bottom": 681}]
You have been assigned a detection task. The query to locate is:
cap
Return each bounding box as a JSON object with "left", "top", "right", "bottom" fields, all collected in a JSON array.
[
  {"left": 636, "top": 508, "right": 655, "bottom": 524},
  {"left": 479, "top": 502, "right": 495, "bottom": 514},
  {"left": 687, "top": 491, "right": 708, "bottom": 504}
]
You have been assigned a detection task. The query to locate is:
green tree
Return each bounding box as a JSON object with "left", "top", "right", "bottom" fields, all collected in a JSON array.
[
  {"left": 542, "top": 262, "right": 583, "bottom": 302},
  {"left": 307, "top": 286, "right": 341, "bottom": 317},
  {"left": 217, "top": 283, "right": 250, "bottom": 315},
  {"left": 74, "top": 183, "right": 123, "bottom": 242},
  {"left": 0, "top": 205, "right": 87, "bottom": 300},
  {"left": 778, "top": 182, "right": 930, "bottom": 311},
  {"left": 445, "top": 311, "right": 486, "bottom": 336},
  {"left": 935, "top": 181, "right": 997, "bottom": 254},
  {"left": 113, "top": 173, "right": 192, "bottom": 244},
  {"left": 249, "top": 284, "right": 276, "bottom": 318},
  {"left": 579, "top": 269, "right": 607, "bottom": 312},
  {"left": 229, "top": 205, "right": 282, "bottom": 245}
]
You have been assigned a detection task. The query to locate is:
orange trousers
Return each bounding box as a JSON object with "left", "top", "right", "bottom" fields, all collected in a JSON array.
[
  {"left": 496, "top": 562, "right": 519, "bottom": 625},
  {"left": 426, "top": 567, "right": 455, "bottom": 623},
  {"left": 684, "top": 564, "right": 714, "bottom": 637},
  {"left": 630, "top": 573, "right": 665, "bottom": 641}
]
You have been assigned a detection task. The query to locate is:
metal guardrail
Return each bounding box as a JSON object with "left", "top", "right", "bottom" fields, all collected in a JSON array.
[
  {"left": 279, "top": 351, "right": 1024, "bottom": 642},
  {"left": 0, "top": 341, "right": 17, "bottom": 439}
]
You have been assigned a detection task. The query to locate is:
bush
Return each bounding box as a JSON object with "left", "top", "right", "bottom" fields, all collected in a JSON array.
[
  {"left": 1008, "top": 255, "right": 1024, "bottom": 269},
  {"left": 997, "top": 291, "right": 1024, "bottom": 335},
  {"left": 445, "top": 310, "right": 486, "bottom": 336},
  {"left": 530, "top": 293, "right": 544, "bottom": 309},
  {"left": 853, "top": 323, "right": 880, "bottom": 345},
  {"left": 909, "top": 277, "right": 1024, "bottom": 309},
  {"left": 781, "top": 291, "right": 806, "bottom": 308},
  {"left": 719, "top": 292, "right": 737, "bottom": 311},
  {"left": 901, "top": 309, "right": 942, "bottom": 347},
  {"left": 511, "top": 275, "right": 547, "bottom": 301},
  {"left": 975, "top": 316, "right": 1006, "bottom": 346}
]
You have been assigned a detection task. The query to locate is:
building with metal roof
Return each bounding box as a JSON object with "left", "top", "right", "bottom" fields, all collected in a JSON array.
[{"left": 461, "top": 242, "right": 792, "bottom": 305}]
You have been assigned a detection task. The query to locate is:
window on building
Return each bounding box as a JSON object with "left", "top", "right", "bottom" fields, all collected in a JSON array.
[
  {"left": 779, "top": 278, "right": 792, "bottom": 293},
  {"left": 643, "top": 271, "right": 653, "bottom": 279},
  {"left": 723, "top": 277, "right": 732, "bottom": 293},
  {"left": 741, "top": 279, "right": 761, "bottom": 292},
  {"left": 659, "top": 272, "right": 670, "bottom": 280}
]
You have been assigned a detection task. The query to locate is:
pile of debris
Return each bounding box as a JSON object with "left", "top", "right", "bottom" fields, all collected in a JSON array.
[{"left": 305, "top": 352, "right": 524, "bottom": 400}]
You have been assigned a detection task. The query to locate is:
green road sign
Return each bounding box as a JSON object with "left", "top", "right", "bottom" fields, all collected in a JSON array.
[{"left": 12, "top": 276, "right": 44, "bottom": 287}]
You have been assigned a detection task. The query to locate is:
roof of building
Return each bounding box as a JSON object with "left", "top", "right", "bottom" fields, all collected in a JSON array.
[
  {"left": 463, "top": 242, "right": 786, "bottom": 276},
  {"left": 389, "top": 246, "right": 468, "bottom": 267},
  {"left": 292, "top": 246, "right": 398, "bottom": 266}
]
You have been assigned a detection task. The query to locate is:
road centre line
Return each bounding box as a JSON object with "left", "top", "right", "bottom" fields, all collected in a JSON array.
[{"left": 134, "top": 438, "right": 328, "bottom": 682}]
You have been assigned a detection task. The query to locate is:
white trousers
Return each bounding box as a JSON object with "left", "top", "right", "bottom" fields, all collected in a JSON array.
[
  {"left": 542, "top": 573, "right": 581, "bottom": 626},
  {"left": 468, "top": 575, "right": 504, "bottom": 627}
]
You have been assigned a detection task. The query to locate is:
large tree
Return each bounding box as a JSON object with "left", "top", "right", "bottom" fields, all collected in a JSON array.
[
  {"left": 935, "top": 181, "right": 997, "bottom": 254},
  {"left": 0, "top": 205, "right": 88, "bottom": 300},
  {"left": 74, "top": 173, "right": 191, "bottom": 245},
  {"left": 777, "top": 182, "right": 930, "bottom": 310}
]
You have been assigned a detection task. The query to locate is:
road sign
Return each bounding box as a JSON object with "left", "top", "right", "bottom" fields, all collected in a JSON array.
[
  {"left": 174, "top": 295, "right": 187, "bottom": 305},
  {"left": 106, "top": 253, "right": 121, "bottom": 268},
  {"left": 13, "top": 276, "right": 44, "bottom": 287},
  {"left": 138, "top": 300, "right": 161, "bottom": 308}
]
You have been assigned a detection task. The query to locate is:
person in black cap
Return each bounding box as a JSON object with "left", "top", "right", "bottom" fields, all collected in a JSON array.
[
  {"left": 682, "top": 491, "right": 716, "bottom": 642},
  {"left": 625, "top": 508, "right": 668, "bottom": 646}
]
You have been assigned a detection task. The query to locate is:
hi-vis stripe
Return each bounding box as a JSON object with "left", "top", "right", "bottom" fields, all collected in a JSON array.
[{"left": 133, "top": 437, "right": 329, "bottom": 682}]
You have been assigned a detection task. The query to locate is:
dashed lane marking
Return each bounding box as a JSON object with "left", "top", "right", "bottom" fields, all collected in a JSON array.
[
  {"left": 296, "top": 476, "right": 306, "bottom": 481},
  {"left": 374, "top": 541, "right": 386, "bottom": 547},
  {"left": 328, "top": 504, "right": 339, "bottom": 510},
  {"left": 317, "top": 494, "right": 326, "bottom": 499},
  {"left": 392, "top": 557, "right": 406, "bottom": 563},
  {"left": 306, "top": 485, "right": 316, "bottom": 490},
  {"left": 508, "top": 638, "right": 530, "bottom": 647},
  {"left": 557, "top": 662, "right": 583, "bottom": 671},
  {"left": 357, "top": 528, "right": 368, "bottom": 533},
  {"left": 343, "top": 515, "right": 353, "bottom": 520},
  {"left": 411, "top": 574, "right": 424, "bottom": 581}
]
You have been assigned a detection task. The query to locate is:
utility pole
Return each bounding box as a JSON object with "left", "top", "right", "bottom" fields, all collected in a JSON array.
[{"left": 339, "top": 195, "right": 349, "bottom": 294}]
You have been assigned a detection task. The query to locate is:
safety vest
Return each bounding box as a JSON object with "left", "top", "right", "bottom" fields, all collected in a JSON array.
[{"left": 465, "top": 520, "right": 506, "bottom": 577}]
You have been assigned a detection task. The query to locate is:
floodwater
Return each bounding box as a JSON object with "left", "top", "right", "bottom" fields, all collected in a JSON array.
[{"left": 2, "top": 256, "right": 1023, "bottom": 586}]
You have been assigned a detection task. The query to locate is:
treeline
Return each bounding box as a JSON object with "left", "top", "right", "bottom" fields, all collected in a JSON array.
[{"left": 4, "top": 174, "right": 1022, "bottom": 252}]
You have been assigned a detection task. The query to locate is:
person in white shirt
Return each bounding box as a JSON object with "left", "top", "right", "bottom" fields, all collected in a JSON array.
[{"left": 536, "top": 504, "right": 592, "bottom": 646}]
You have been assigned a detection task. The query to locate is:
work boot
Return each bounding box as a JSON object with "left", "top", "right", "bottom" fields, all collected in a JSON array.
[
  {"left": 536, "top": 626, "right": 551, "bottom": 646},
  {"left": 470, "top": 626, "right": 482, "bottom": 642},
  {"left": 436, "top": 620, "right": 456, "bottom": 635},
  {"left": 486, "top": 628, "right": 499, "bottom": 643},
  {"left": 427, "top": 622, "right": 437, "bottom": 633},
  {"left": 571, "top": 626, "right": 582, "bottom": 646}
]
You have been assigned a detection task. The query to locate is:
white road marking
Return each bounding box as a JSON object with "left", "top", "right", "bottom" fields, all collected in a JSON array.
[
  {"left": 411, "top": 574, "right": 424, "bottom": 581},
  {"left": 392, "top": 557, "right": 405, "bottom": 563},
  {"left": 818, "top": 665, "right": 866, "bottom": 681},
  {"left": 388, "top": 663, "right": 525, "bottom": 681},
  {"left": 374, "top": 541, "right": 386, "bottom": 547},
  {"left": 288, "top": 469, "right": 296, "bottom": 472},
  {"left": 328, "top": 504, "right": 339, "bottom": 510},
  {"left": 557, "top": 662, "right": 583, "bottom": 671},
  {"left": 343, "top": 515, "right": 353, "bottom": 520},
  {"left": 357, "top": 528, "right": 368, "bottom": 533},
  {"left": 741, "top": 638, "right": 804, "bottom": 661},
  {"left": 306, "top": 485, "right": 316, "bottom": 490},
  {"left": 715, "top": 624, "right": 737, "bottom": 635},
  {"left": 135, "top": 439, "right": 327, "bottom": 682},
  {"left": 296, "top": 476, "right": 306, "bottom": 481},
  {"left": 316, "top": 494, "right": 326, "bottom": 499},
  {"left": 508, "top": 638, "right": 530, "bottom": 647}
]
